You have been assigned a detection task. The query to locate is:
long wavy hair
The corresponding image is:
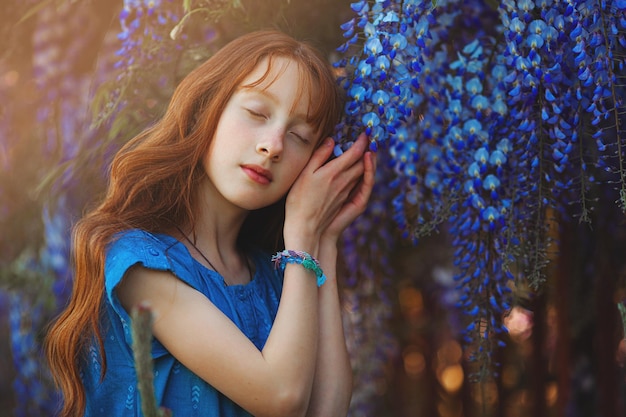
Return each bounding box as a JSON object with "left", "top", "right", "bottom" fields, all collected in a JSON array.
[{"left": 45, "top": 29, "right": 343, "bottom": 417}]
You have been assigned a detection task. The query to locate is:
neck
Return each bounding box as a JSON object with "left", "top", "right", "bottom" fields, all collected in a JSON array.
[
  {"left": 193, "top": 180, "right": 248, "bottom": 257},
  {"left": 174, "top": 180, "right": 252, "bottom": 285}
]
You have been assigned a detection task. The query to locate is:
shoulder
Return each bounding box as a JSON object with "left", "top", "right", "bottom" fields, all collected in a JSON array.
[
  {"left": 104, "top": 229, "right": 193, "bottom": 295},
  {"left": 105, "top": 228, "right": 190, "bottom": 271},
  {"left": 107, "top": 229, "right": 174, "bottom": 262}
]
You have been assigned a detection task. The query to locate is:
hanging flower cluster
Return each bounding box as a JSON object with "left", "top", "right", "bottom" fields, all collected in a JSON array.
[
  {"left": 92, "top": 0, "right": 184, "bottom": 127},
  {"left": 4, "top": 2, "right": 104, "bottom": 414},
  {"left": 340, "top": 158, "right": 400, "bottom": 415},
  {"left": 335, "top": 0, "right": 514, "bottom": 375},
  {"left": 439, "top": 38, "right": 516, "bottom": 369},
  {"left": 336, "top": 0, "right": 626, "bottom": 383},
  {"left": 335, "top": 0, "right": 441, "bottom": 242},
  {"left": 334, "top": 2, "right": 437, "bottom": 407},
  {"left": 93, "top": 0, "right": 227, "bottom": 140},
  {"left": 334, "top": 0, "right": 431, "bottom": 150},
  {"left": 496, "top": 0, "right": 626, "bottom": 281},
  {"left": 116, "top": 0, "right": 189, "bottom": 67}
]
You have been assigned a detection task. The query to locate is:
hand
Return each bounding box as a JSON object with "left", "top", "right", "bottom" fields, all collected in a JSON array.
[
  {"left": 321, "top": 133, "right": 376, "bottom": 243},
  {"left": 284, "top": 133, "right": 373, "bottom": 252}
]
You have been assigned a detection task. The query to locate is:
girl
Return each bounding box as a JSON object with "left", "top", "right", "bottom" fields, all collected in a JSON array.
[{"left": 45, "top": 30, "right": 375, "bottom": 417}]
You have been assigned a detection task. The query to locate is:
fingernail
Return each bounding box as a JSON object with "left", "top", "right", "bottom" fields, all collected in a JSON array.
[{"left": 326, "top": 138, "right": 334, "bottom": 147}]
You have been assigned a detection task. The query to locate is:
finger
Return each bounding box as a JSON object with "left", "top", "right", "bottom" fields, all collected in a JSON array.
[
  {"left": 343, "top": 150, "right": 374, "bottom": 192},
  {"left": 322, "top": 152, "right": 377, "bottom": 237},
  {"left": 343, "top": 153, "right": 376, "bottom": 212},
  {"left": 327, "top": 151, "right": 371, "bottom": 204},
  {"left": 332, "top": 161, "right": 365, "bottom": 198},
  {"left": 363, "top": 151, "right": 376, "bottom": 189},
  {"left": 327, "top": 133, "right": 368, "bottom": 171},
  {"left": 356, "top": 152, "right": 376, "bottom": 205},
  {"left": 305, "top": 137, "right": 335, "bottom": 172},
  {"left": 343, "top": 132, "right": 368, "bottom": 158},
  {"left": 370, "top": 150, "right": 377, "bottom": 173}
]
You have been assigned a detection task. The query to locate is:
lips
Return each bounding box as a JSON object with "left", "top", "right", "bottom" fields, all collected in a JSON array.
[{"left": 242, "top": 164, "right": 273, "bottom": 184}]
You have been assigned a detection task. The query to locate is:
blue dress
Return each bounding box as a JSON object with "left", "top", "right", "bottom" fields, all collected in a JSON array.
[{"left": 82, "top": 229, "right": 283, "bottom": 416}]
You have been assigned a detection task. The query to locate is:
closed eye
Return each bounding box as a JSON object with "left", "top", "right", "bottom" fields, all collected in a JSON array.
[
  {"left": 290, "top": 131, "right": 310, "bottom": 145},
  {"left": 246, "top": 109, "right": 268, "bottom": 119}
]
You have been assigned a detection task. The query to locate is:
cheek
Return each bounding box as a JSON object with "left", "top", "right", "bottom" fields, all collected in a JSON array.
[
  {"left": 287, "top": 152, "right": 314, "bottom": 181},
  {"left": 208, "top": 121, "right": 239, "bottom": 159}
]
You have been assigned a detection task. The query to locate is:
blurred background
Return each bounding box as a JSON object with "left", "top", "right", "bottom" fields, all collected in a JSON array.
[{"left": 1, "top": 1, "right": 625, "bottom": 416}]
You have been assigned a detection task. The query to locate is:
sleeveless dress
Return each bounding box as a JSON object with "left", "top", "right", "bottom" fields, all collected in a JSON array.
[{"left": 81, "top": 229, "right": 283, "bottom": 416}]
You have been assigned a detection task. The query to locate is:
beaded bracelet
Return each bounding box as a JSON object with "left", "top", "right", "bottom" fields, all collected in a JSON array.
[{"left": 271, "top": 249, "right": 326, "bottom": 287}]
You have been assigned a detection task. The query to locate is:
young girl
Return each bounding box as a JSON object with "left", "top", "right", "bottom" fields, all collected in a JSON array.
[{"left": 45, "top": 30, "right": 375, "bottom": 417}]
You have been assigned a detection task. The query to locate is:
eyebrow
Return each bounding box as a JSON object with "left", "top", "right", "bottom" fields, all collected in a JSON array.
[{"left": 242, "top": 87, "right": 279, "bottom": 104}]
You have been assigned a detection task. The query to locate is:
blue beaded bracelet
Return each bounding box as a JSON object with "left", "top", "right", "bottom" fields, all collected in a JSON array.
[{"left": 271, "top": 250, "right": 326, "bottom": 287}]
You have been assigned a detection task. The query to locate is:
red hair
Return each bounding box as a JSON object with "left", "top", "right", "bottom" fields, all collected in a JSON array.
[{"left": 45, "top": 29, "right": 343, "bottom": 416}]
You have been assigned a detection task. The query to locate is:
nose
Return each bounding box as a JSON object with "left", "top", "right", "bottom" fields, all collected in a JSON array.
[{"left": 256, "top": 130, "right": 284, "bottom": 161}]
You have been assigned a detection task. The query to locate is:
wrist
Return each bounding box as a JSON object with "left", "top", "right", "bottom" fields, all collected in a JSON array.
[
  {"left": 319, "top": 233, "right": 340, "bottom": 248},
  {"left": 272, "top": 250, "right": 327, "bottom": 287},
  {"left": 283, "top": 234, "right": 320, "bottom": 258}
]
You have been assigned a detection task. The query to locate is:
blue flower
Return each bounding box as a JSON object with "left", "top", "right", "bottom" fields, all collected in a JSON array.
[
  {"left": 357, "top": 61, "right": 372, "bottom": 78},
  {"left": 510, "top": 17, "right": 526, "bottom": 37},
  {"left": 466, "top": 77, "right": 483, "bottom": 95},
  {"left": 474, "top": 147, "right": 490, "bottom": 165},
  {"left": 482, "top": 206, "right": 500, "bottom": 223},
  {"left": 483, "top": 174, "right": 501, "bottom": 191},
  {"left": 527, "top": 33, "right": 545, "bottom": 49},
  {"left": 372, "top": 90, "right": 390, "bottom": 115},
  {"left": 375, "top": 55, "right": 391, "bottom": 72},
  {"left": 529, "top": 19, "right": 547, "bottom": 36},
  {"left": 471, "top": 95, "right": 490, "bottom": 112},
  {"left": 468, "top": 162, "right": 481, "bottom": 178},
  {"left": 349, "top": 85, "right": 369, "bottom": 102},
  {"left": 365, "top": 37, "right": 383, "bottom": 55},
  {"left": 363, "top": 111, "right": 380, "bottom": 128},
  {"left": 489, "top": 150, "right": 507, "bottom": 167}
]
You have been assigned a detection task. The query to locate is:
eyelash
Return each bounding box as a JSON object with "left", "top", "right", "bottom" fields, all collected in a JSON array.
[
  {"left": 246, "top": 109, "right": 310, "bottom": 144},
  {"left": 247, "top": 109, "right": 267, "bottom": 120},
  {"left": 291, "top": 131, "right": 310, "bottom": 144}
]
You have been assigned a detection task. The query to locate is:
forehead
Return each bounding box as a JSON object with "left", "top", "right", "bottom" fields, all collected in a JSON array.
[{"left": 239, "top": 57, "right": 319, "bottom": 117}]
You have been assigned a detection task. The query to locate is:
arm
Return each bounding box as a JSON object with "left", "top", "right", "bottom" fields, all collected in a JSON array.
[
  {"left": 305, "top": 243, "right": 353, "bottom": 417},
  {"left": 118, "top": 260, "right": 319, "bottom": 417},
  {"left": 116, "top": 136, "right": 370, "bottom": 417},
  {"left": 305, "top": 134, "right": 377, "bottom": 417}
]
